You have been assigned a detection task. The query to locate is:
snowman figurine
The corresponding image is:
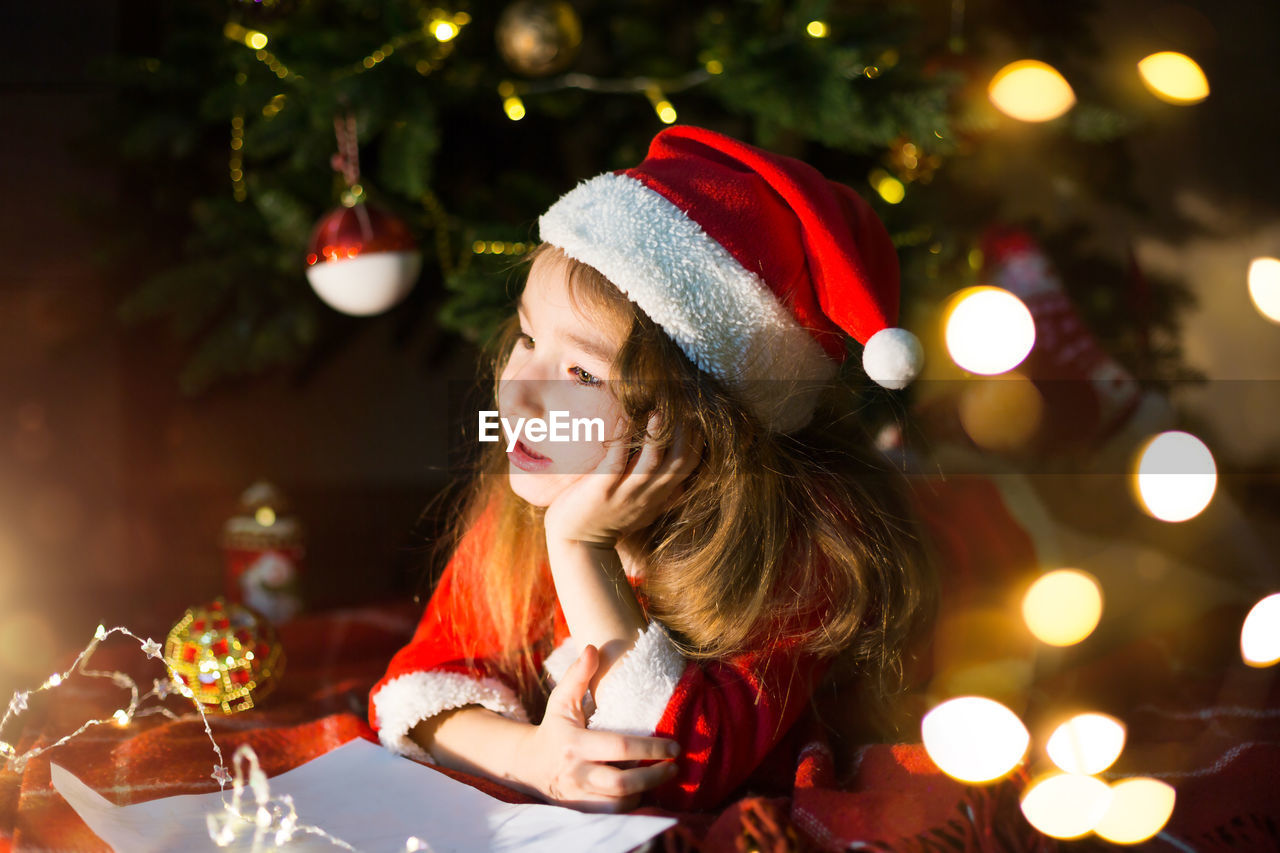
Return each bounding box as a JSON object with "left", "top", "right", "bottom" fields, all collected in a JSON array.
[{"left": 220, "top": 480, "right": 306, "bottom": 624}]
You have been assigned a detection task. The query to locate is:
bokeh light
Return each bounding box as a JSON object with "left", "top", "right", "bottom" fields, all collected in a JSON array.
[
  {"left": 988, "top": 60, "right": 1076, "bottom": 122},
  {"left": 944, "top": 286, "right": 1036, "bottom": 375},
  {"left": 1046, "top": 713, "right": 1126, "bottom": 775},
  {"left": 957, "top": 372, "right": 1044, "bottom": 451},
  {"left": 869, "top": 169, "right": 905, "bottom": 204},
  {"left": 1020, "top": 773, "right": 1113, "bottom": 839},
  {"left": 1247, "top": 257, "right": 1280, "bottom": 323},
  {"left": 431, "top": 20, "right": 459, "bottom": 42},
  {"left": 1241, "top": 593, "right": 1280, "bottom": 667},
  {"left": 922, "top": 696, "right": 1029, "bottom": 783},
  {"left": 1134, "top": 431, "right": 1217, "bottom": 522},
  {"left": 1138, "top": 52, "right": 1209, "bottom": 104},
  {"left": 876, "top": 175, "right": 905, "bottom": 204},
  {"left": 1022, "top": 569, "right": 1103, "bottom": 647},
  {"left": 1095, "top": 778, "right": 1176, "bottom": 844},
  {"left": 503, "top": 96, "right": 526, "bottom": 121}
]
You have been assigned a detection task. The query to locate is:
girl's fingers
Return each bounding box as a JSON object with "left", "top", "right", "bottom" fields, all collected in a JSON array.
[
  {"left": 598, "top": 423, "right": 632, "bottom": 477},
  {"left": 628, "top": 416, "right": 668, "bottom": 477},
  {"left": 611, "top": 421, "right": 701, "bottom": 520},
  {"left": 572, "top": 644, "right": 598, "bottom": 676},
  {"left": 572, "top": 729, "right": 681, "bottom": 763},
  {"left": 573, "top": 793, "right": 641, "bottom": 815},
  {"left": 549, "top": 644, "right": 597, "bottom": 709},
  {"left": 645, "top": 426, "right": 701, "bottom": 494},
  {"left": 581, "top": 760, "right": 679, "bottom": 799},
  {"left": 674, "top": 430, "right": 704, "bottom": 478}
]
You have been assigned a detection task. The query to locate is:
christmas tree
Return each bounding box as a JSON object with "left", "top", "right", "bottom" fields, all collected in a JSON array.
[{"left": 90, "top": 0, "right": 1200, "bottom": 398}]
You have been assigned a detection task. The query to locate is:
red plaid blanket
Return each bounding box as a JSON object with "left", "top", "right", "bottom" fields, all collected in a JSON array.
[
  {"left": 0, "top": 601, "right": 1033, "bottom": 852},
  {"left": 2, "top": 478, "right": 1277, "bottom": 851},
  {"left": 3, "top": 601, "right": 1275, "bottom": 852}
]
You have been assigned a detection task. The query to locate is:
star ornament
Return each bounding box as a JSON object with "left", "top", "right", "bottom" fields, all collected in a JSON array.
[
  {"left": 141, "top": 638, "right": 163, "bottom": 659},
  {"left": 10, "top": 692, "right": 29, "bottom": 714},
  {"left": 212, "top": 764, "right": 233, "bottom": 787}
]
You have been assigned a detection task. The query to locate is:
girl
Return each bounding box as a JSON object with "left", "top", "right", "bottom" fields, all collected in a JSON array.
[{"left": 369, "top": 125, "right": 937, "bottom": 814}]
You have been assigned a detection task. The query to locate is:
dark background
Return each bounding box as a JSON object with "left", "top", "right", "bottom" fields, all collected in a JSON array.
[{"left": 0, "top": 1, "right": 482, "bottom": 695}]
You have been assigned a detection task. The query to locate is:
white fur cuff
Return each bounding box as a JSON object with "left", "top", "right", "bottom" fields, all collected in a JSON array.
[
  {"left": 586, "top": 621, "right": 689, "bottom": 737},
  {"left": 372, "top": 670, "right": 529, "bottom": 763}
]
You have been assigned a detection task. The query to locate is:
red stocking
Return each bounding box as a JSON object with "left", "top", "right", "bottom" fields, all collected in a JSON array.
[{"left": 982, "top": 226, "right": 1144, "bottom": 453}]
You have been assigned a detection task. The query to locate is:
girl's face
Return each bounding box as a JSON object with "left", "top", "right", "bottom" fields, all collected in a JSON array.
[{"left": 497, "top": 257, "right": 630, "bottom": 508}]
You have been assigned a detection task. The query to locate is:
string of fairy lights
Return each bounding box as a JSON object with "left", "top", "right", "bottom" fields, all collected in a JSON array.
[
  {"left": 216, "top": 5, "right": 728, "bottom": 272},
  {"left": 0, "top": 627, "right": 470, "bottom": 850},
  {"left": 213, "top": 4, "right": 1235, "bottom": 282},
  {"left": 207, "top": 742, "right": 366, "bottom": 851},
  {"left": 215, "top": 9, "right": 921, "bottom": 290},
  {"left": 0, "top": 626, "right": 401, "bottom": 850},
  {"left": 0, "top": 626, "right": 226, "bottom": 781}
]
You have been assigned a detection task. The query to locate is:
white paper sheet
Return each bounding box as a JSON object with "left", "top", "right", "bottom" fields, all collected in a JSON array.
[{"left": 51, "top": 738, "right": 676, "bottom": 852}]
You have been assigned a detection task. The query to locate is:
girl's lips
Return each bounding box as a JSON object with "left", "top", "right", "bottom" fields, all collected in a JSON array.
[
  {"left": 519, "top": 440, "right": 548, "bottom": 460},
  {"left": 509, "top": 439, "right": 552, "bottom": 471}
]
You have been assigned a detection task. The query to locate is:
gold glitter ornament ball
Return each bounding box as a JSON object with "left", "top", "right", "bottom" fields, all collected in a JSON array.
[
  {"left": 164, "top": 598, "right": 285, "bottom": 714},
  {"left": 495, "top": 0, "right": 582, "bottom": 77}
]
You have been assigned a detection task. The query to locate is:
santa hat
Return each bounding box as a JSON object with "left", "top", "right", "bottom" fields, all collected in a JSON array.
[{"left": 537, "top": 124, "right": 922, "bottom": 433}]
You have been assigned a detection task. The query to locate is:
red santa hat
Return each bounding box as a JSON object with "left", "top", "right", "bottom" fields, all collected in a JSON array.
[{"left": 537, "top": 124, "right": 923, "bottom": 433}]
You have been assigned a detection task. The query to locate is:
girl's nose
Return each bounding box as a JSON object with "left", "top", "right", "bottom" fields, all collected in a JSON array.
[{"left": 498, "top": 360, "right": 548, "bottom": 421}]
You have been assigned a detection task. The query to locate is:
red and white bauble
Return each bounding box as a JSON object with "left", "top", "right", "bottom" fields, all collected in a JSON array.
[{"left": 304, "top": 203, "right": 422, "bottom": 316}]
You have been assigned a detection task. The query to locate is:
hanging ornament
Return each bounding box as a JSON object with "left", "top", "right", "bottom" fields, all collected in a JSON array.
[
  {"left": 220, "top": 479, "right": 305, "bottom": 624},
  {"left": 306, "top": 202, "right": 422, "bottom": 316},
  {"left": 495, "top": 0, "right": 583, "bottom": 77},
  {"left": 163, "top": 598, "right": 285, "bottom": 714},
  {"left": 305, "top": 113, "right": 422, "bottom": 316}
]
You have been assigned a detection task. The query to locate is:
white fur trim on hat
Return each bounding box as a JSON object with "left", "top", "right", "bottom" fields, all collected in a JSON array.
[
  {"left": 538, "top": 172, "right": 837, "bottom": 434},
  {"left": 582, "top": 621, "right": 689, "bottom": 737},
  {"left": 372, "top": 670, "right": 529, "bottom": 764}
]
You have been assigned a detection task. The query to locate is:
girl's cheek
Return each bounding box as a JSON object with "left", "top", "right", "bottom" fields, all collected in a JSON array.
[
  {"left": 551, "top": 442, "right": 605, "bottom": 475},
  {"left": 498, "top": 351, "right": 524, "bottom": 383}
]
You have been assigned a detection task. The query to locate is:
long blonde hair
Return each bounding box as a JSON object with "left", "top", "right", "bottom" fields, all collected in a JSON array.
[{"left": 433, "top": 243, "right": 937, "bottom": 739}]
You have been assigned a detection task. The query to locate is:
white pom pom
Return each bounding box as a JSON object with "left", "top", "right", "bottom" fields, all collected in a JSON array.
[{"left": 862, "top": 327, "right": 924, "bottom": 390}]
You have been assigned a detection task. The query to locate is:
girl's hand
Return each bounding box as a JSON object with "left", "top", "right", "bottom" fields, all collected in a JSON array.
[
  {"left": 544, "top": 413, "right": 702, "bottom": 548},
  {"left": 514, "top": 644, "right": 680, "bottom": 813}
]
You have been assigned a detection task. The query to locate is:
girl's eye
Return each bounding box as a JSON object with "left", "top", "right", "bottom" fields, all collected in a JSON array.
[
  {"left": 570, "top": 366, "right": 601, "bottom": 387},
  {"left": 517, "top": 333, "right": 535, "bottom": 350}
]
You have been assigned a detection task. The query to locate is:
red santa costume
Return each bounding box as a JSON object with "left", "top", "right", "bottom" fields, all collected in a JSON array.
[
  {"left": 368, "top": 125, "right": 935, "bottom": 813},
  {"left": 369, "top": 500, "right": 852, "bottom": 813}
]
